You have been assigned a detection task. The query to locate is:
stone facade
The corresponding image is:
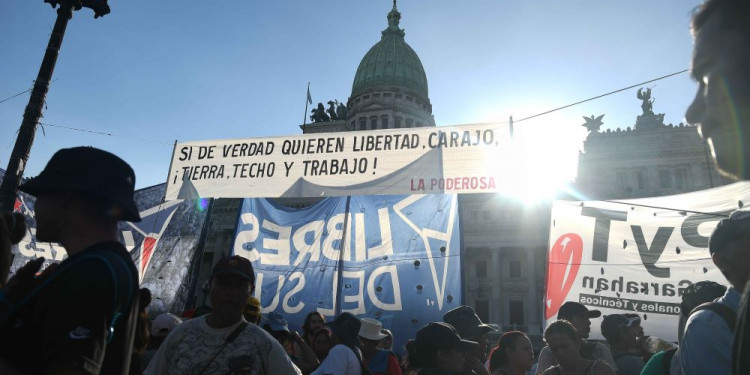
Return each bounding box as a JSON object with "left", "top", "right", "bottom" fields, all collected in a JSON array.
[
  {"left": 459, "top": 195, "right": 550, "bottom": 336},
  {"left": 347, "top": 87, "right": 435, "bottom": 131},
  {"left": 576, "top": 121, "right": 731, "bottom": 199}
]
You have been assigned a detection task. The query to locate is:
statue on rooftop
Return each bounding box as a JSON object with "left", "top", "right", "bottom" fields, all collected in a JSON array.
[
  {"left": 582, "top": 114, "right": 605, "bottom": 132},
  {"left": 336, "top": 100, "right": 348, "bottom": 120},
  {"left": 637, "top": 88, "right": 654, "bottom": 115},
  {"left": 327, "top": 101, "right": 339, "bottom": 121},
  {"left": 310, "top": 102, "right": 330, "bottom": 123}
]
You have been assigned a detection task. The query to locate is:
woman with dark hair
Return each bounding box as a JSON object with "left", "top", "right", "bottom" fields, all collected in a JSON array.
[
  {"left": 312, "top": 327, "right": 333, "bottom": 361},
  {"left": 488, "top": 331, "right": 534, "bottom": 375},
  {"left": 541, "top": 321, "right": 615, "bottom": 375},
  {"left": 302, "top": 311, "right": 326, "bottom": 346},
  {"left": 405, "top": 322, "right": 478, "bottom": 375}
]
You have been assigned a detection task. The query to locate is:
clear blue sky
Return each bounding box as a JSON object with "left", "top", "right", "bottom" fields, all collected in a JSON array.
[{"left": 1, "top": 0, "right": 703, "bottom": 191}]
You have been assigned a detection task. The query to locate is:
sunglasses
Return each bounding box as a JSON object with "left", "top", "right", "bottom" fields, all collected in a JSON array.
[{"left": 621, "top": 316, "right": 641, "bottom": 328}]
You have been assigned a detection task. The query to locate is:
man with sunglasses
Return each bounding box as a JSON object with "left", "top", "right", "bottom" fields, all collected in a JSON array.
[{"left": 601, "top": 314, "right": 646, "bottom": 375}]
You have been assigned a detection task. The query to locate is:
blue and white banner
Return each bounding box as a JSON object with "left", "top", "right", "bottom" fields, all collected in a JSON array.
[{"left": 233, "top": 194, "right": 462, "bottom": 352}]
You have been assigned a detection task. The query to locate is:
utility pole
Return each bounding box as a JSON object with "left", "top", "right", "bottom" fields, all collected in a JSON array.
[{"left": 0, "top": 0, "right": 110, "bottom": 213}]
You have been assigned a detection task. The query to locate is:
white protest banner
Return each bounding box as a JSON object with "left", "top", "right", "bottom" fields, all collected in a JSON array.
[
  {"left": 164, "top": 123, "right": 512, "bottom": 200},
  {"left": 545, "top": 182, "right": 750, "bottom": 342}
]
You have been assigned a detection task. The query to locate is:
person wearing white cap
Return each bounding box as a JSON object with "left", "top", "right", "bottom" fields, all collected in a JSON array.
[
  {"left": 359, "top": 318, "right": 402, "bottom": 375},
  {"left": 141, "top": 313, "right": 183, "bottom": 369}
]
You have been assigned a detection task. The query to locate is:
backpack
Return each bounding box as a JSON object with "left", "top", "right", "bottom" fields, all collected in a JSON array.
[
  {"left": 644, "top": 302, "right": 737, "bottom": 375},
  {"left": 689, "top": 302, "right": 736, "bottom": 330}
]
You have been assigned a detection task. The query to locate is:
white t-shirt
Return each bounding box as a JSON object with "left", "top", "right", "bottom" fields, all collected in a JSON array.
[
  {"left": 311, "top": 344, "right": 363, "bottom": 375},
  {"left": 144, "top": 316, "right": 301, "bottom": 375}
]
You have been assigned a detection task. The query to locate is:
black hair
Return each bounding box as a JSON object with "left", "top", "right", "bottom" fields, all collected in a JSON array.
[
  {"left": 680, "top": 281, "right": 727, "bottom": 317},
  {"left": 406, "top": 339, "right": 432, "bottom": 369},
  {"left": 302, "top": 311, "right": 326, "bottom": 345},
  {"left": 405, "top": 333, "right": 457, "bottom": 370},
  {"left": 489, "top": 331, "right": 527, "bottom": 371},
  {"left": 692, "top": 0, "right": 750, "bottom": 36},
  {"left": 544, "top": 320, "right": 577, "bottom": 343}
]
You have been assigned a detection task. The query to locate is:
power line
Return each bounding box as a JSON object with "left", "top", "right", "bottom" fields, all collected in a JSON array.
[
  {"left": 0, "top": 79, "right": 57, "bottom": 105},
  {"left": 9, "top": 69, "right": 690, "bottom": 145},
  {"left": 515, "top": 69, "right": 689, "bottom": 123},
  {"left": 0, "top": 88, "right": 32, "bottom": 105},
  {"left": 38, "top": 122, "right": 175, "bottom": 145}
]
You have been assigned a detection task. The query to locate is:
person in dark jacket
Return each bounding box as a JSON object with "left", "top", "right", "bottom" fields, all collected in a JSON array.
[{"left": 0, "top": 147, "right": 142, "bottom": 375}]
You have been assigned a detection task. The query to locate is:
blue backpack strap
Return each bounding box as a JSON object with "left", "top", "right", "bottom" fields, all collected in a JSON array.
[
  {"left": 1, "top": 252, "right": 134, "bottom": 343},
  {"left": 690, "top": 302, "right": 737, "bottom": 330},
  {"left": 88, "top": 252, "right": 135, "bottom": 343}
]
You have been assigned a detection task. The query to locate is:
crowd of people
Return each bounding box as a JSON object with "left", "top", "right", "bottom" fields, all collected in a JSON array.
[{"left": 0, "top": 0, "right": 748, "bottom": 373}]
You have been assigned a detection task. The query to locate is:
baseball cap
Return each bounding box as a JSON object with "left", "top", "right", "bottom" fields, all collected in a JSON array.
[
  {"left": 709, "top": 210, "right": 750, "bottom": 254},
  {"left": 600, "top": 314, "right": 640, "bottom": 341},
  {"left": 211, "top": 255, "right": 255, "bottom": 283},
  {"left": 415, "top": 322, "right": 478, "bottom": 353},
  {"left": 443, "top": 305, "right": 498, "bottom": 340},
  {"left": 151, "top": 313, "right": 182, "bottom": 337},
  {"left": 264, "top": 312, "right": 290, "bottom": 332},
  {"left": 19, "top": 146, "right": 140, "bottom": 222},
  {"left": 557, "top": 301, "right": 601, "bottom": 320}
]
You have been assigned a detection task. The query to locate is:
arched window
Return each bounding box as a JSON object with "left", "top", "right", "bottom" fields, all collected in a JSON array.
[{"left": 381, "top": 115, "right": 389, "bottom": 129}]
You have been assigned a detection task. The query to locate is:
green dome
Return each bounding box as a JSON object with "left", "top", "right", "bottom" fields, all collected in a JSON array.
[{"left": 351, "top": 2, "right": 428, "bottom": 100}]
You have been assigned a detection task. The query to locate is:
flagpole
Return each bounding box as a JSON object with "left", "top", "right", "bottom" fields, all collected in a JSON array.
[
  {"left": 303, "top": 82, "right": 310, "bottom": 133},
  {"left": 185, "top": 197, "right": 215, "bottom": 310}
]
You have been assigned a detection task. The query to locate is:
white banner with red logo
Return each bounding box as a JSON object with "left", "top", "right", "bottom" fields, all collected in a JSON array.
[{"left": 545, "top": 182, "right": 750, "bottom": 342}]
